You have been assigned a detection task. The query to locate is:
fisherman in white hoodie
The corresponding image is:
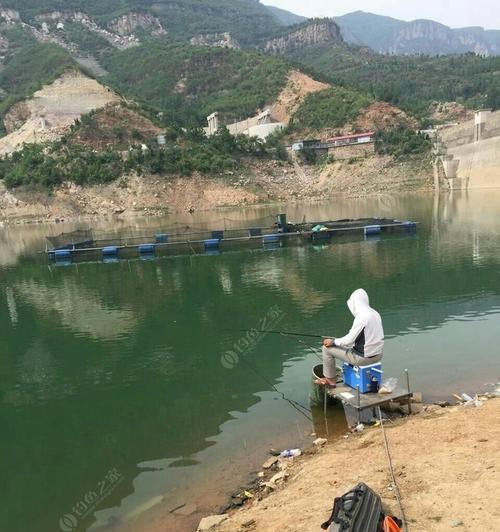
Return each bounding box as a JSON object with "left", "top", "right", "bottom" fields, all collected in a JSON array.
[{"left": 315, "top": 288, "right": 384, "bottom": 387}]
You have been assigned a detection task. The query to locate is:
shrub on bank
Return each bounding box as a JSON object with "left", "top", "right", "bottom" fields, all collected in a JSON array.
[
  {"left": 375, "top": 128, "right": 431, "bottom": 159},
  {"left": 0, "top": 127, "right": 289, "bottom": 189},
  {"left": 290, "top": 86, "right": 373, "bottom": 131}
]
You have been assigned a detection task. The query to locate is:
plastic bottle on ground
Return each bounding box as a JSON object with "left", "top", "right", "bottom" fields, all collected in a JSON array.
[{"left": 279, "top": 449, "right": 302, "bottom": 458}]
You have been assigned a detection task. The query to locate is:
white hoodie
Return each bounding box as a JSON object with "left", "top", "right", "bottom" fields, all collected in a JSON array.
[{"left": 334, "top": 289, "right": 384, "bottom": 358}]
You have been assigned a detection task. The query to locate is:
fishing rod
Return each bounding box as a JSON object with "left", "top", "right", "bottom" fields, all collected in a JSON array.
[{"left": 227, "top": 328, "right": 329, "bottom": 340}]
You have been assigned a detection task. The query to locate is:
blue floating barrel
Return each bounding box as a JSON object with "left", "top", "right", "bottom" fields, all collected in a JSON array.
[
  {"left": 54, "top": 249, "right": 71, "bottom": 260},
  {"left": 403, "top": 221, "right": 417, "bottom": 231},
  {"left": 211, "top": 230, "right": 224, "bottom": 240},
  {"left": 155, "top": 233, "right": 169, "bottom": 244},
  {"left": 204, "top": 239, "right": 220, "bottom": 251},
  {"left": 102, "top": 246, "right": 119, "bottom": 257},
  {"left": 249, "top": 228, "right": 262, "bottom": 237},
  {"left": 263, "top": 234, "right": 280, "bottom": 244},
  {"left": 364, "top": 225, "right": 381, "bottom": 236},
  {"left": 138, "top": 243, "right": 155, "bottom": 254}
]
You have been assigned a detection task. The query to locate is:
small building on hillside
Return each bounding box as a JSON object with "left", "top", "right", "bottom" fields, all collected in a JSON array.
[
  {"left": 205, "top": 109, "right": 284, "bottom": 140},
  {"left": 292, "top": 131, "right": 376, "bottom": 159},
  {"left": 206, "top": 109, "right": 284, "bottom": 140},
  {"left": 291, "top": 139, "right": 329, "bottom": 155}
]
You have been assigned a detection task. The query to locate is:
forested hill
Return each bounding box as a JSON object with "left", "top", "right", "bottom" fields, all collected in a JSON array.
[
  {"left": 102, "top": 41, "right": 291, "bottom": 126},
  {"left": 265, "top": 5, "right": 307, "bottom": 27},
  {"left": 0, "top": 0, "right": 286, "bottom": 46},
  {"left": 1, "top": 0, "right": 500, "bottom": 132},
  {"left": 286, "top": 45, "right": 500, "bottom": 121},
  {"left": 0, "top": 0, "right": 298, "bottom": 131}
]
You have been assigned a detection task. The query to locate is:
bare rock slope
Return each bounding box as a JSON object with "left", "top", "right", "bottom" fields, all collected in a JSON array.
[{"left": 0, "top": 71, "right": 119, "bottom": 155}]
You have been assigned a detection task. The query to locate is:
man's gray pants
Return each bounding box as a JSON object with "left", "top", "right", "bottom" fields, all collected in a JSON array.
[{"left": 322, "top": 346, "right": 383, "bottom": 380}]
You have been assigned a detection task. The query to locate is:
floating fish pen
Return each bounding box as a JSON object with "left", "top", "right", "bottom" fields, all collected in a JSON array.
[{"left": 46, "top": 214, "right": 417, "bottom": 263}]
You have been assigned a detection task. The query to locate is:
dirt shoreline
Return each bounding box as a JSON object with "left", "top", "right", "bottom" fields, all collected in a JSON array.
[
  {"left": 0, "top": 154, "right": 434, "bottom": 226},
  {"left": 205, "top": 398, "right": 500, "bottom": 532}
]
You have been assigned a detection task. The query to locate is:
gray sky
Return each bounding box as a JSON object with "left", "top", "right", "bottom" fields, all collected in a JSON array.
[{"left": 264, "top": 0, "right": 500, "bottom": 30}]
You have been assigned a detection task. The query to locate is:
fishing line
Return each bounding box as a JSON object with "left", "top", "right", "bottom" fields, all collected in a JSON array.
[
  {"left": 377, "top": 406, "right": 408, "bottom": 531},
  {"left": 293, "top": 335, "right": 323, "bottom": 361},
  {"left": 221, "top": 328, "right": 331, "bottom": 422},
  {"left": 237, "top": 355, "right": 313, "bottom": 422}
]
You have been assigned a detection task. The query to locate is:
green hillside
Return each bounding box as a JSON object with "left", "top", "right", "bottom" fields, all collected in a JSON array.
[
  {"left": 62, "top": 20, "right": 115, "bottom": 59},
  {"left": 102, "top": 41, "right": 291, "bottom": 126},
  {"left": 265, "top": 5, "right": 307, "bottom": 26},
  {"left": 0, "top": 117, "right": 288, "bottom": 188},
  {"left": 2, "top": 0, "right": 282, "bottom": 46},
  {"left": 153, "top": 0, "right": 281, "bottom": 45},
  {"left": 289, "top": 45, "right": 500, "bottom": 120},
  {"left": 290, "top": 86, "right": 373, "bottom": 131},
  {"left": 0, "top": 0, "right": 146, "bottom": 23}
]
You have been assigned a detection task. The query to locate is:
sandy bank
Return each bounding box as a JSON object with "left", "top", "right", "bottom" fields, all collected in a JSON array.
[{"left": 212, "top": 399, "right": 500, "bottom": 532}]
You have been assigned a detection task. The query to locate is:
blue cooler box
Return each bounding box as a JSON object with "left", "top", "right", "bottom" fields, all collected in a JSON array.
[{"left": 343, "top": 362, "right": 383, "bottom": 393}]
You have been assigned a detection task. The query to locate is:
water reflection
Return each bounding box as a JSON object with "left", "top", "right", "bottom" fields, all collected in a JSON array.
[{"left": 16, "top": 279, "right": 138, "bottom": 340}]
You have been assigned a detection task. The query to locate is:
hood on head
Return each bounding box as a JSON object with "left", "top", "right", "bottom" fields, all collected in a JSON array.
[{"left": 347, "top": 289, "right": 369, "bottom": 316}]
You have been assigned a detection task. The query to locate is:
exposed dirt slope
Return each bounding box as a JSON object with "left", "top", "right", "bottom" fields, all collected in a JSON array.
[
  {"left": 0, "top": 71, "right": 119, "bottom": 154},
  {"left": 430, "top": 101, "right": 474, "bottom": 124},
  {"left": 270, "top": 70, "right": 329, "bottom": 125},
  {"left": 354, "top": 101, "right": 418, "bottom": 132},
  {"left": 67, "top": 103, "right": 162, "bottom": 150},
  {"left": 216, "top": 399, "right": 500, "bottom": 532},
  {"left": 315, "top": 155, "right": 433, "bottom": 196},
  {"left": 285, "top": 100, "right": 420, "bottom": 142},
  {"left": 0, "top": 174, "right": 260, "bottom": 223}
]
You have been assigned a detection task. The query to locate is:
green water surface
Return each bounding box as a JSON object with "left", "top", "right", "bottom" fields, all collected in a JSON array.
[{"left": 1, "top": 191, "right": 500, "bottom": 532}]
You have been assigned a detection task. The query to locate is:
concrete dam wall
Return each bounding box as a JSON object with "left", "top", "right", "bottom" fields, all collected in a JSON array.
[
  {"left": 447, "top": 137, "right": 500, "bottom": 188},
  {"left": 438, "top": 110, "right": 500, "bottom": 189}
]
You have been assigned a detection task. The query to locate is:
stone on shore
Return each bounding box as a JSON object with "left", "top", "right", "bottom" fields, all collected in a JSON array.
[
  {"left": 262, "top": 456, "right": 279, "bottom": 469},
  {"left": 173, "top": 503, "right": 198, "bottom": 516},
  {"left": 197, "top": 514, "right": 228, "bottom": 531}
]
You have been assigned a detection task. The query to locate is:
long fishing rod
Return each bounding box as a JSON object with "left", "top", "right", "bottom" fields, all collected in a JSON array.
[{"left": 227, "top": 328, "right": 328, "bottom": 340}]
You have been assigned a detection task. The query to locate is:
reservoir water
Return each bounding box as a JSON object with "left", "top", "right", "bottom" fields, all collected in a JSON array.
[{"left": 2, "top": 191, "right": 500, "bottom": 532}]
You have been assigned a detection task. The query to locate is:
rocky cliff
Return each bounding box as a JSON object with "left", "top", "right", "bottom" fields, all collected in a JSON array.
[
  {"left": 335, "top": 11, "right": 500, "bottom": 56},
  {"left": 190, "top": 32, "right": 240, "bottom": 49},
  {"left": 263, "top": 19, "right": 343, "bottom": 55},
  {"left": 390, "top": 20, "right": 500, "bottom": 56},
  {"left": 107, "top": 12, "right": 167, "bottom": 38},
  {"left": 0, "top": 71, "right": 120, "bottom": 155}
]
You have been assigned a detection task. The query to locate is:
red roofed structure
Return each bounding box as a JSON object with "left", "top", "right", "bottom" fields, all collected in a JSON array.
[{"left": 291, "top": 131, "right": 376, "bottom": 154}]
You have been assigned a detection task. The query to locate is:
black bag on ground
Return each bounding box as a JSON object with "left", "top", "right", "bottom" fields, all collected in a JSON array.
[{"left": 321, "top": 482, "right": 382, "bottom": 532}]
